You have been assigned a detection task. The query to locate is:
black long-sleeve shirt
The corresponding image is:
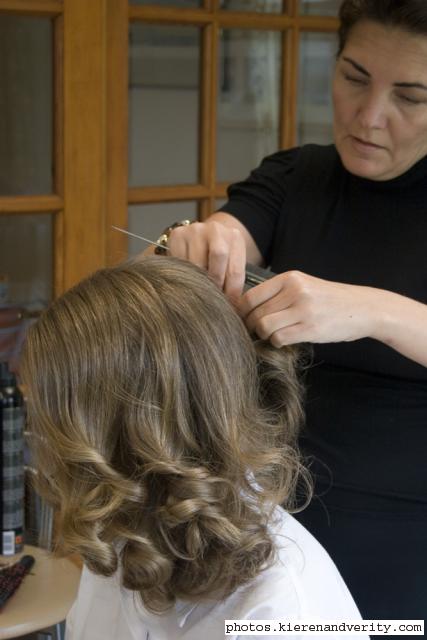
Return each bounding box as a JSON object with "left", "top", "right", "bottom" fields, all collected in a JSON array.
[{"left": 221, "top": 144, "right": 427, "bottom": 504}]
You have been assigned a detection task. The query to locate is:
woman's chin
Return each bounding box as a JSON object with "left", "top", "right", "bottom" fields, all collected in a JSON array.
[{"left": 338, "top": 148, "right": 391, "bottom": 181}]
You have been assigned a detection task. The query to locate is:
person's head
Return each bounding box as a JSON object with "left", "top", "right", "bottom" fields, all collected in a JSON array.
[
  {"left": 21, "top": 256, "right": 309, "bottom": 612},
  {"left": 333, "top": 0, "right": 427, "bottom": 180}
]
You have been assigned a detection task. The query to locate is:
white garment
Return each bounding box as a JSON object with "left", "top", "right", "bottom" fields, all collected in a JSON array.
[{"left": 65, "top": 508, "right": 368, "bottom": 640}]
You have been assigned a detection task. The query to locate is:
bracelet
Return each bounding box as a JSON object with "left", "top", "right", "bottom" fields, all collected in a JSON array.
[{"left": 154, "top": 219, "right": 192, "bottom": 255}]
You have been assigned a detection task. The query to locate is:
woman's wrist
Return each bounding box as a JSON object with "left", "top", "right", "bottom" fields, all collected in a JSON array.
[
  {"left": 362, "top": 286, "right": 398, "bottom": 344},
  {"left": 370, "top": 288, "right": 427, "bottom": 367}
]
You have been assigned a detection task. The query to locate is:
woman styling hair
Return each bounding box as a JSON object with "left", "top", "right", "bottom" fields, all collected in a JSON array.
[
  {"left": 151, "top": 0, "right": 427, "bottom": 629},
  {"left": 21, "top": 257, "right": 365, "bottom": 640}
]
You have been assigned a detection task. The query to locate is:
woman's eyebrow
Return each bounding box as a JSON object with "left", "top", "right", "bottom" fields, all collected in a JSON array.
[
  {"left": 394, "top": 81, "right": 427, "bottom": 91},
  {"left": 342, "top": 56, "right": 370, "bottom": 76},
  {"left": 342, "top": 56, "right": 427, "bottom": 91}
]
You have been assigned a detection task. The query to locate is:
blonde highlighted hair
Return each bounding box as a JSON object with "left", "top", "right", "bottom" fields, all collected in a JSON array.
[{"left": 21, "top": 256, "right": 310, "bottom": 612}]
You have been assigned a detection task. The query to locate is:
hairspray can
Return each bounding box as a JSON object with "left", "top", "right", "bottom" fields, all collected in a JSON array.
[{"left": 0, "top": 362, "right": 24, "bottom": 555}]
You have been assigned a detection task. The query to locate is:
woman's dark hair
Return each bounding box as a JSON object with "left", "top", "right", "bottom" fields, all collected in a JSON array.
[{"left": 338, "top": 0, "right": 427, "bottom": 54}]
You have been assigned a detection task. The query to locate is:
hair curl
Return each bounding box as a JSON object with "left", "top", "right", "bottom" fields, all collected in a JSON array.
[{"left": 21, "top": 256, "right": 311, "bottom": 613}]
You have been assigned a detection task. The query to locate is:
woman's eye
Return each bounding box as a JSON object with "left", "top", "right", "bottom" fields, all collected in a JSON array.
[
  {"left": 398, "top": 94, "right": 421, "bottom": 105},
  {"left": 344, "top": 74, "right": 367, "bottom": 86}
]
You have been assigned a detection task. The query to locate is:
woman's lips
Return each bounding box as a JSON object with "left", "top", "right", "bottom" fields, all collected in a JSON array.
[{"left": 349, "top": 135, "right": 384, "bottom": 153}]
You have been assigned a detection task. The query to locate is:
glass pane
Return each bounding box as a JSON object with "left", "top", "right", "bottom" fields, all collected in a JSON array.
[
  {"left": 0, "top": 214, "right": 52, "bottom": 371},
  {"left": 215, "top": 198, "right": 227, "bottom": 210},
  {"left": 220, "top": 0, "right": 282, "bottom": 13},
  {"left": 128, "top": 202, "right": 198, "bottom": 257},
  {"left": 298, "top": 0, "right": 340, "bottom": 16},
  {"left": 129, "top": 25, "right": 200, "bottom": 187},
  {"left": 131, "top": 0, "right": 201, "bottom": 6},
  {"left": 217, "top": 29, "right": 281, "bottom": 183},
  {"left": 297, "top": 32, "right": 336, "bottom": 146},
  {"left": 0, "top": 17, "right": 53, "bottom": 196}
]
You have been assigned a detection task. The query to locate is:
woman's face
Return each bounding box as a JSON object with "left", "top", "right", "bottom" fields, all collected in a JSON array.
[{"left": 333, "top": 21, "right": 427, "bottom": 180}]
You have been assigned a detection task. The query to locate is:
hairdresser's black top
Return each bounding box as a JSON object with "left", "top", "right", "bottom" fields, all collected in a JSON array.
[{"left": 221, "top": 144, "right": 427, "bottom": 505}]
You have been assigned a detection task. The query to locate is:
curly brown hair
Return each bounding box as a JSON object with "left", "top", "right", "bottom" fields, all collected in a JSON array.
[{"left": 21, "top": 256, "right": 311, "bottom": 613}]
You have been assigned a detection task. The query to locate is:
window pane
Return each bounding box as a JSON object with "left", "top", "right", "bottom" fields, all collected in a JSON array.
[
  {"left": 297, "top": 32, "right": 336, "bottom": 145},
  {"left": 129, "top": 25, "right": 201, "bottom": 187},
  {"left": 217, "top": 29, "right": 281, "bottom": 183},
  {"left": 128, "top": 202, "right": 198, "bottom": 257},
  {"left": 298, "top": 0, "right": 340, "bottom": 16},
  {"left": 215, "top": 198, "right": 227, "bottom": 210},
  {"left": 0, "top": 214, "right": 52, "bottom": 371},
  {"left": 220, "top": 0, "right": 282, "bottom": 13},
  {"left": 0, "top": 17, "right": 53, "bottom": 196}
]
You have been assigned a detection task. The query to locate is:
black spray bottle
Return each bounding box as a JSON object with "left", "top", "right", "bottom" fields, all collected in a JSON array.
[{"left": 0, "top": 362, "right": 24, "bottom": 555}]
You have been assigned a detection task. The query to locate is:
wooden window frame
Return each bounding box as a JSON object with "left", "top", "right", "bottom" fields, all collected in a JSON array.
[
  {"left": 0, "top": 0, "right": 338, "bottom": 293},
  {"left": 128, "top": 1, "right": 338, "bottom": 221}
]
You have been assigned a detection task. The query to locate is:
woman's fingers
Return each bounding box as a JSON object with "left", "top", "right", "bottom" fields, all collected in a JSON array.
[
  {"left": 239, "top": 270, "right": 376, "bottom": 347},
  {"left": 269, "top": 323, "right": 308, "bottom": 348},
  {"left": 206, "top": 223, "right": 233, "bottom": 289},
  {"left": 167, "top": 221, "right": 247, "bottom": 298},
  {"left": 248, "top": 308, "right": 302, "bottom": 341},
  {"left": 239, "top": 272, "right": 297, "bottom": 321},
  {"left": 167, "top": 223, "right": 192, "bottom": 261},
  {"left": 222, "top": 229, "right": 247, "bottom": 301},
  {"left": 169, "top": 222, "right": 207, "bottom": 267}
]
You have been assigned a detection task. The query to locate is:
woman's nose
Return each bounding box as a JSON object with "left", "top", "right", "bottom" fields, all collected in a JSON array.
[{"left": 357, "top": 92, "right": 388, "bottom": 130}]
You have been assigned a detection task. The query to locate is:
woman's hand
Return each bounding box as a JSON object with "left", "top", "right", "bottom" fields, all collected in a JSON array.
[
  {"left": 238, "top": 270, "right": 381, "bottom": 347},
  {"left": 166, "top": 213, "right": 262, "bottom": 301}
]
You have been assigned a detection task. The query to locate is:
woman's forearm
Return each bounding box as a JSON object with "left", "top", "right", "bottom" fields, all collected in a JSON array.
[
  {"left": 239, "top": 271, "right": 427, "bottom": 369},
  {"left": 370, "top": 288, "right": 427, "bottom": 368}
]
